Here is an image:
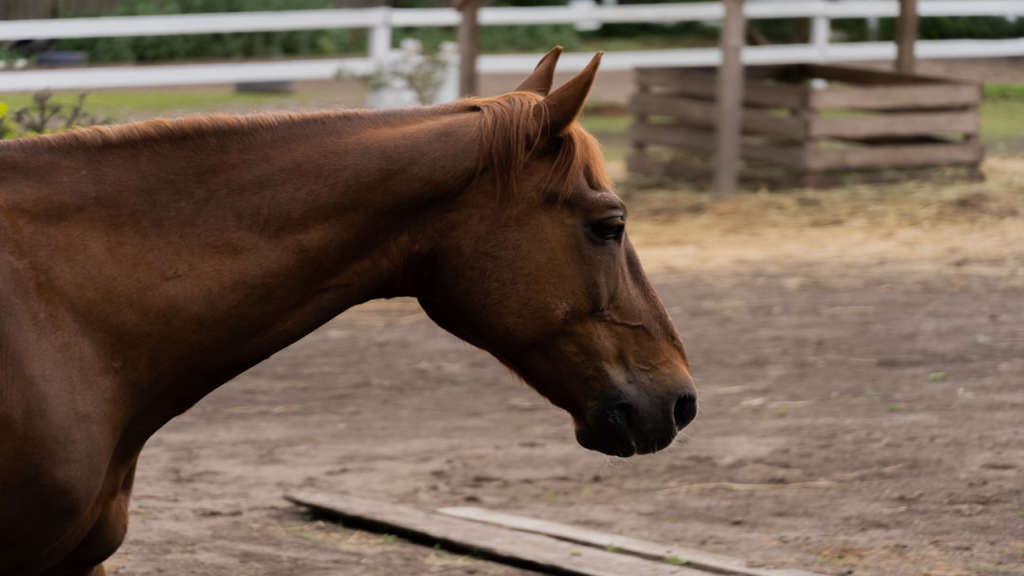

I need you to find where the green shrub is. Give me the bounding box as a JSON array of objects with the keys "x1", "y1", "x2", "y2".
[
  {"x1": 55, "y1": 0, "x2": 366, "y2": 62},
  {"x1": 0, "y1": 102, "x2": 15, "y2": 140},
  {"x1": 984, "y1": 84, "x2": 1024, "y2": 100},
  {"x1": 0, "y1": 92, "x2": 111, "y2": 139},
  {"x1": 877, "y1": 16, "x2": 1024, "y2": 41}
]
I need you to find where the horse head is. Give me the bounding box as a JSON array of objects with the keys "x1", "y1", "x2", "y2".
[{"x1": 417, "y1": 48, "x2": 697, "y2": 457}]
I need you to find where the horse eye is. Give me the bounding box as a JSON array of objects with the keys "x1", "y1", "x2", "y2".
[{"x1": 588, "y1": 216, "x2": 625, "y2": 243}]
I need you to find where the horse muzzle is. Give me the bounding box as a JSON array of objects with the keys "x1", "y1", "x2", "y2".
[{"x1": 574, "y1": 387, "x2": 697, "y2": 457}]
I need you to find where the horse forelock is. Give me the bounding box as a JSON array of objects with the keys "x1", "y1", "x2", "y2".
[{"x1": 465, "y1": 91, "x2": 611, "y2": 202}]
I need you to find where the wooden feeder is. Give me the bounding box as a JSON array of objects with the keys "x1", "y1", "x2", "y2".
[{"x1": 629, "y1": 64, "x2": 985, "y2": 188}]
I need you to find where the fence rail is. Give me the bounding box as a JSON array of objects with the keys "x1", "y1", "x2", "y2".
[{"x1": 2, "y1": 1, "x2": 1023, "y2": 93}]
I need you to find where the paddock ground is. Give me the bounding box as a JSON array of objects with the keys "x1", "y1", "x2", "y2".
[{"x1": 99, "y1": 153, "x2": 1024, "y2": 576}]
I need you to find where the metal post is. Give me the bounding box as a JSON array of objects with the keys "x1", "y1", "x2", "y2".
[
  {"x1": 896, "y1": 0, "x2": 919, "y2": 74},
  {"x1": 713, "y1": 0, "x2": 746, "y2": 197},
  {"x1": 456, "y1": 0, "x2": 481, "y2": 97}
]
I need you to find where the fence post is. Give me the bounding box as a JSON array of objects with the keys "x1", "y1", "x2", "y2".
[
  {"x1": 369, "y1": 6, "x2": 393, "y2": 68},
  {"x1": 713, "y1": 0, "x2": 745, "y2": 197},
  {"x1": 811, "y1": 14, "x2": 830, "y2": 62},
  {"x1": 456, "y1": 0, "x2": 481, "y2": 97},
  {"x1": 896, "y1": 0, "x2": 918, "y2": 74}
]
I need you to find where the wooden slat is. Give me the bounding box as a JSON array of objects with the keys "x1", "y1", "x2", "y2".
[
  {"x1": 741, "y1": 107, "x2": 806, "y2": 140},
  {"x1": 741, "y1": 81, "x2": 806, "y2": 110},
  {"x1": 630, "y1": 93, "x2": 805, "y2": 140},
  {"x1": 286, "y1": 492, "x2": 707, "y2": 576},
  {"x1": 631, "y1": 122, "x2": 717, "y2": 153},
  {"x1": 809, "y1": 84, "x2": 980, "y2": 111},
  {"x1": 631, "y1": 93, "x2": 717, "y2": 127},
  {"x1": 440, "y1": 507, "x2": 824, "y2": 576},
  {"x1": 636, "y1": 67, "x2": 806, "y2": 109},
  {"x1": 807, "y1": 141, "x2": 984, "y2": 171},
  {"x1": 741, "y1": 140, "x2": 806, "y2": 169},
  {"x1": 632, "y1": 123, "x2": 806, "y2": 169},
  {"x1": 809, "y1": 110, "x2": 980, "y2": 139},
  {"x1": 802, "y1": 64, "x2": 946, "y2": 86}
]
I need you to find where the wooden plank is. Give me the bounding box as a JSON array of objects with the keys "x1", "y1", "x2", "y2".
[
  {"x1": 286, "y1": 492, "x2": 707, "y2": 576},
  {"x1": 896, "y1": 0, "x2": 919, "y2": 74},
  {"x1": 809, "y1": 109, "x2": 980, "y2": 139},
  {"x1": 803, "y1": 64, "x2": 942, "y2": 86},
  {"x1": 741, "y1": 107, "x2": 806, "y2": 140},
  {"x1": 630, "y1": 93, "x2": 805, "y2": 140},
  {"x1": 713, "y1": 0, "x2": 746, "y2": 196},
  {"x1": 627, "y1": 150, "x2": 715, "y2": 183},
  {"x1": 440, "y1": 507, "x2": 824, "y2": 576},
  {"x1": 636, "y1": 68, "x2": 716, "y2": 98},
  {"x1": 807, "y1": 141, "x2": 984, "y2": 171},
  {"x1": 809, "y1": 84, "x2": 980, "y2": 111},
  {"x1": 741, "y1": 140, "x2": 805, "y2": 169},
  {"x1": 636, "y1": 67, "x2": 806, "y2": 110},
  {"x1": 632, "y1": 122, "x2": 717, "y2": 153},
  {"x1": 631, "y1": 93, "x2": 716, "y2": 127},
  {"x1": 631, "y1": 80, "x2": 652, "y2": 160},
  {"x1": 632, "y1": 123, "x2": 805, "y2": 169}
]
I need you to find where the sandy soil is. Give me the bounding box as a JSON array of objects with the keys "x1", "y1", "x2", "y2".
[{"x1": 97, "y1": 155, "x2": 1024, "y2": 576}]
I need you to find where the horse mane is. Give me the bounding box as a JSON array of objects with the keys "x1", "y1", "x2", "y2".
[
  {"x1": 464, "y1": 91, "x2": 611, "y2": 201},
  {"x1": 0, "y1": 110, "x2": 360, "y2": 151},
  {"x1": 2, "y1": 92, "x2": 610, "y2": 201}
]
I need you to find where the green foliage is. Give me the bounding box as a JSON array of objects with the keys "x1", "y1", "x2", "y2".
[
  {"x1": 876, "y1": 16, "x2": 1024, "y2": 42},
  {"x1": 0, "y1": 102, "x2": 15, "y2": 140},
  {"x1": 0, "y1": 92, "x2": 111, "y2": 140},
  {"x1": 55, "y1": 0, "x2": 366, "y2": 63},
  {"x1": 483, "y1": 24, "x2": 583, "y2": 52},
  {"x1": 984, "y1": 84, "x2": 1024, "y2": 100}
]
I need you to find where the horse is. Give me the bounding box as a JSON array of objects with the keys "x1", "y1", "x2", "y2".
[{"x1": 0, "y1": 47, "x2": 696, "y2": 575}]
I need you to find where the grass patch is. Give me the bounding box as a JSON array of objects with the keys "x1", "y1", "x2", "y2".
[
  {"x1": 981, "y1": 98, "x2": 1024, "y2": 145},
  {"x1": 984, "y1": 83, "x2": 1024, "y2": 100},
  {"x1": 2, "y1": 89, "x2": 292, "y2": 119},
  {"x1": 580, "y1": 113, "x2": 631, "y2": 135}
]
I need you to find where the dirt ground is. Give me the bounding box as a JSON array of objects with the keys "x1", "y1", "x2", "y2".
[{"x1": 97, "y1": 155, "x2": 1024, "y2": 576}]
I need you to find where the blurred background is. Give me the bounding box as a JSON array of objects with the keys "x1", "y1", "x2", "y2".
[{"x1": 2, "y1": 2, "x2": 1022, "y2": 576}]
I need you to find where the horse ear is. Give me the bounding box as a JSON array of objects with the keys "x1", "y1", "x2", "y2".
[
  {"x1": 515, "y1": 45, "x2": 563, "y2": 95},
  {"x1": 540, "y1": 52, "x2": 602, "y2": 136}
]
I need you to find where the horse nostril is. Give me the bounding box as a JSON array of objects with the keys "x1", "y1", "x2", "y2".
[
  {"x1": 609, "y1": 400, "x2": 634, "y2": 428},
  {"x1": 673, "y1": 394, "x2": 697, "y2": 430}
]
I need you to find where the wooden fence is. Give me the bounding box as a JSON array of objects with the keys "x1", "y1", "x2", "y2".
[
  {"x1": 630, "y1": 64, "x2": 985, "y2": 187},
  {"x1": 2, "y1": 1, "x2": 1024, "y2": 93}
]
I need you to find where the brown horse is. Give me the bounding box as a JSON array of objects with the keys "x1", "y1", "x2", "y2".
[{"x1": 0, "y1": 47, "x2": 695, "y2": 575}]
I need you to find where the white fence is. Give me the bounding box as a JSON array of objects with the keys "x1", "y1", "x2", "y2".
[{"x1": 1, "y1": 0, "x2": 1023, "y2": 93}]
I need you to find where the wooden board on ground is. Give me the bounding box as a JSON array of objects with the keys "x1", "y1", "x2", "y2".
[
  {"x1": 286, "y1": 491, "x2": 708, "y2": 576},
  {"x1": 440, "y1": 507, "x2": 823, "y2": 576}
]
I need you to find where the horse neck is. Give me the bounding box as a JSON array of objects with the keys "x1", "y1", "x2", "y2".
[{"x1": 1, "y1": 107, "x2": 478, "y2": 431}]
